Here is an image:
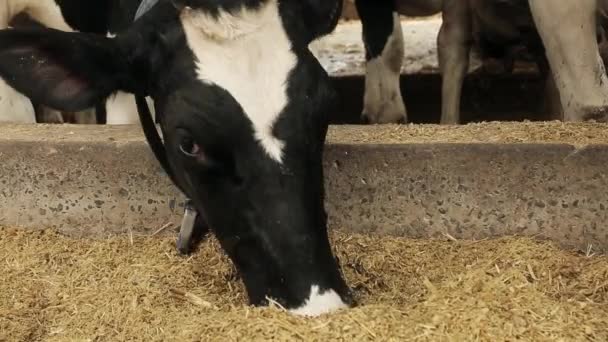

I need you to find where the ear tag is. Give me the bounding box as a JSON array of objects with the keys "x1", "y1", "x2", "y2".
[{"x1": 176, "y1": 199, "x2": 198, "y2": 254}]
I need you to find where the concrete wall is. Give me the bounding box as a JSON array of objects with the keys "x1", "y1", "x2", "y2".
[{"x1": 1, "y1": 124, "x2": 606, "y2": 253}]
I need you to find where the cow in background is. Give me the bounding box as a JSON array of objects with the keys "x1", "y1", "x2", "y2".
[
  {"x1": 354, "y1": 0, "x2": 443, "y2": 124},
  {"x1": 351, "y1": 0, "x2": 608, "y2": 125},
  {"x1": 438, "y1": 0, "x2": 608, "y2": 124}
]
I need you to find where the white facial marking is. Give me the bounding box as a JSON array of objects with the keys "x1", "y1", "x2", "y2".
[
  {"x1": 180, "y1": 1, "x2": 296, "y2": 163},
  {"x1": 362, "y1": 12, "x2": 406, "y2": 124},
  {"x1": 106, "y1": 31, "x2": 117, "y2": 38},
  {"x1": 289, "y1": 285, "x2": 348, "y2": 317}
]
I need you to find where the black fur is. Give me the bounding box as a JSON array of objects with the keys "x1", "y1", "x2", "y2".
[{"x1": 355, "y1": 0, "x2": 396, "y2": 61}]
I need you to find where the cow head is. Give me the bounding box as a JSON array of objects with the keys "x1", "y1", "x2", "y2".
[{"x1": 0, "y1": 0, "x2": 351, "y2": 315}]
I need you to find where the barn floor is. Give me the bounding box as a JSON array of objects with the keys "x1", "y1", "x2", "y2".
[{"x1": 1, "y1": 227, "x2": 606, "y2": 341}]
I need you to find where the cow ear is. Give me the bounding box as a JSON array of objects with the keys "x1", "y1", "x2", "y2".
[{"x1": 0, "y1": 28, "x2": 140, "y2": 112}]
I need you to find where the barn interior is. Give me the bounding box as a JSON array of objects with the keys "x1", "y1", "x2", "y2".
[{"x1": 1, "y1": 2, "x2": 608, "y2": 341}]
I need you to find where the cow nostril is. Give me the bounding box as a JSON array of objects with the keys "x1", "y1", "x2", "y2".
[
  {"x1": 361, "y1": 115, "x2": 370, "y2": 124},
  {"x1": 342, "y1": 289, "x2": 357, "y2": 308}
]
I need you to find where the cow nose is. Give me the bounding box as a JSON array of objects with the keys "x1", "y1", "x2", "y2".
[
  {"x1": 361, "y1": 114, "x2": 370, "y2": 124},
  {"x1": 342, "y1": 292, "x2": 357, "y2": 308}
]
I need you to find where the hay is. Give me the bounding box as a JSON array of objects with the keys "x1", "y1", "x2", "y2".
[
  {"x1": 326, "y1": 121, "x2": 608, "y2": 147},
  {"x1": 3, "y1": 122, "x2": 608, "y2": 148},
  {"x1": 1, "y1": 227, "x2": 606, "y2": 341}
]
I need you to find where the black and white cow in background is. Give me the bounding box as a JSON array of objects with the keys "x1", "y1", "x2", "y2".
[
  {"x1": 0, "y1": 0, "x2": 155, "y2": 124},
  {"x1": 354, "y1": 0, "x2": 443, "y2": 124},
  {"x1": 438, "y1": 0, "x2": 608, "y2": 124},
  {"x1": 0, "y1": 0, "x2": 354, "y2": 316},
  {"x1": 354, "y1": 0, "x2": 608, "y2": 125}
]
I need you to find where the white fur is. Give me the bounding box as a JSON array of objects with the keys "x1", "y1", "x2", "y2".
[
  {"x1": 529, "y1": 0, "x2": 608, "y2": 121},
  {"x1": 0, "y1": 78, "x2": 35, "y2": 123},
  {"x1": 106, "y1": 92, "x2": 155, "y2": 125},
  {"x1": 362, "y1": 12, "x2": 406, "y2": 124},
  {"x1": 180, "y1": 1, "x2": 296, "y2": 163},
  {"x1": 0, "y1": 0, "x2": 72, "y2": 30},
  {"x1": 289, "y1": 285, "x2": 348, "y2": 317}
]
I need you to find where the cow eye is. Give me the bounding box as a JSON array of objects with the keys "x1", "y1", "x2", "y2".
[{"x1": 179, "y1": 137, "x2": 202, "y2": 157}]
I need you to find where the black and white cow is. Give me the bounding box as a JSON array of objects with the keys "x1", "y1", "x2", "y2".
[
  {"x1": 354, "y1": 0, "x2": 443, "y2": 124},
  {"x1": 352, "y1": 0, "x2": 608, "y2": 125},
  {"x1": 0, "y1": 0, "x2": 353, "y2": 316},
  {"x1": 438, "y1": 0, "x2": 608, "y2": 124}
]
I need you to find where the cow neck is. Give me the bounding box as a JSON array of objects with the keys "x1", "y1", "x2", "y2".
[
  {"x1": 132, "y1": 0, "x2": 190, "y2": 197},
  {"x1": 133, "y1": 0, "x2": 199, "y2": 253},
  {"x1": 135, "y1": 94, "x2": 199, "y2": 251},
  {"x1": 134, "y1": 96, "x2": 178, "y2": 190}
]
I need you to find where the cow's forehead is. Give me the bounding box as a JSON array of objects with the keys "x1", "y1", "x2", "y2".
[{"x1": 179, "y1": 1, "x2": 295, "y2": 164}]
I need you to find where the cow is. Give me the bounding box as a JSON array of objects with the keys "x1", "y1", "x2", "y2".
[
  {"x1": 353, "y1": 0, "x2": 443, "y2": 124},
  {"x1": 0, "y1": 0, "x2": 354, "y2": 316},
  {"x1": 0, "y1": 0, "x2": 154, "y2": 124},
  {"x1": 438, "y1": 0, "x2": 608, "y2": 124},
  {"x1": 351, "y1": 0, "x2": 608, "y2": 125}
]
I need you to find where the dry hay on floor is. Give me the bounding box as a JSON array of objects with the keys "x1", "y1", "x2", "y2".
[
  {"x1": 0, "y1": 227, "x2": 606, "y2": 341},
  {"x1": 327, "y1": 121, "x2": 608, "y2": 147},
  {"x1": 4, "y1": 121, "x2": 608, "y2": 147}
]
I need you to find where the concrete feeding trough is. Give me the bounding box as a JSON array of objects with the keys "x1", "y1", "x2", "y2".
[
  {"x1": 0, "y1": 16, "x2": 603, "y2": 249},
  {"x1": 1, "y1": 122, "x2": 607, "y2": 253}
]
